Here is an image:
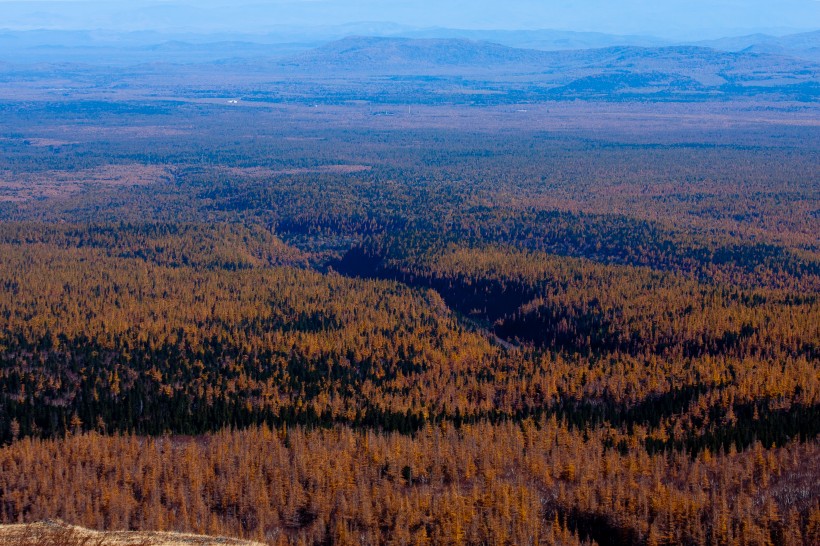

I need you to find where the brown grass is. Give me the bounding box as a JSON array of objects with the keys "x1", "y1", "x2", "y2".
[{"x1": 0, "y1": 164, "x2": 172, "y2": 202}]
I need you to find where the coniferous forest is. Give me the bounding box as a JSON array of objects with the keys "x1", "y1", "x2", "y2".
[{"x1": 0, "y1": 40, "x2": 818, "y2": 544}]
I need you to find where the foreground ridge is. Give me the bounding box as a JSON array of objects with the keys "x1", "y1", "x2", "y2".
[{"x1": 0, "y1": 521, "x2": 264, "y2": 546}]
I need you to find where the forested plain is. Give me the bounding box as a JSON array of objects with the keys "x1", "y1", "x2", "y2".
[{"x1": 0, "y1": 96, "x2": 817, "y2": 545}]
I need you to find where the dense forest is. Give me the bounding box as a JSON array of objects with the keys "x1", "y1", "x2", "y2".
[{"x1": 0, "y1": 98, "x2": 817, "y2": 544}]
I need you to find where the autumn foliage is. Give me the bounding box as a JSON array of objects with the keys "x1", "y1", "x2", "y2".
[{"x1": 0, "y1": 103, "x2": 817, "y2": 544}]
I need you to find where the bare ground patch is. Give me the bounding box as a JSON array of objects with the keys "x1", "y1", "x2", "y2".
[
  {"x1": 0, "y1": 137, "x2": 76, "y2": 147},
  {"x1": 0, "y1": 521, "x2": 264, "y2": 546}
]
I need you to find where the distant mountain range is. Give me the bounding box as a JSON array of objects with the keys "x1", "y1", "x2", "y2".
[
  {"x1": 284, "y1": 36, "x2": 819, "y2": 89},
  {"x1": 395, "y1": 29, "x2": 820, "y2": 62},
  {"x1": 300, "y1": 37, "x2": 819, "y2": 100},
  {"x1": 291, "y1": 36, "x2": 816, "y2": 72},
  {"x1": 290, "y1": 37, "x2": 548, "y2": 69},
  {"x1": 695, "y1": 30, "x2": 820, "y2": 62},
  {"x1": 0, "y1": 31, "x2": 817, "y2": 102},
  {"x1": 1, "y1": 27, "x2": 819, "y2": 64},
  {"x1": 392, "y1": 29, "x2": 669, "y2": 51}
]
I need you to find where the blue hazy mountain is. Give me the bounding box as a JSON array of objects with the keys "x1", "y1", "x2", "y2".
[
  {"x1": 1, "y1": 31, "x2": 817, "y2": 101},
  {"x1": 696, "y1": 31, "x2": 820, "y2": 62},
  {"x1": 2, "y1": 25, "x2": 819, "y2": 65}
]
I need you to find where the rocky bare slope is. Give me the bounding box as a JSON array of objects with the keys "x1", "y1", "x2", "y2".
[{"x1": 0, "y1": 521, "x2": 264, "y2": 546}]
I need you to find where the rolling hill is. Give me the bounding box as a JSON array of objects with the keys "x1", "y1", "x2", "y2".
[
  {"x1": 276, "y1": 37, "x2": 820, "y2": 100},
  {"x1": 699, "y1": 30, "x2": 820, "y2": 61}
]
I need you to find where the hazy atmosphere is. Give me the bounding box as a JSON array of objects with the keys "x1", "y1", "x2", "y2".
[
  {"x1": 0, "y1": 0, "x2": 818, "y2": 545},
  {"x1": 1, "y1": 0, "x2": 819, "y2": 38}
]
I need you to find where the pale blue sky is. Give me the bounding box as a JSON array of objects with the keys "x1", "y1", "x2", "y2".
[{"x1": 0, "y1": 1, "x2": 818, "y2": 38}]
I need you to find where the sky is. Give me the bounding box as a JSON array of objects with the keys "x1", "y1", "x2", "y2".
[{"x1": 0, "y1": 0, "x2": 818, "y2": 38}]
